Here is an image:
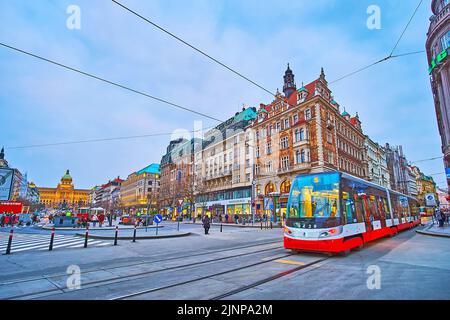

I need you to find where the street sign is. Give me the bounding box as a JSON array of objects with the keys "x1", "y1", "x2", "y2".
[
  {"x1": 178, "y1": 199, "x2": 184, "y2": 206},
  {"x1": 153, "y1": 214, "x2": 163, "y2": 224}
]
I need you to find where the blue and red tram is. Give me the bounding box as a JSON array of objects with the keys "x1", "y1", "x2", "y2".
[{"x1": 284, "y1": 172, "x2": 421, "y2": 255}]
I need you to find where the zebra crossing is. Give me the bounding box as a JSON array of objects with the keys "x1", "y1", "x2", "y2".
[{"x1": 0, "y1": 233, "x2": 111, "y2": 254}]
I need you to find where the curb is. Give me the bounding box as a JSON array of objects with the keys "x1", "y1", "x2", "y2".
[
  {"x1": 182, "y1": 222, "x2": 282, "y2": 229},
  {"x1": 416, "y1": 229, "x2": 450, "y2": 238},
  {"x1": 40, "y1": 225, "x2": 163, "y2": 231},
  {"x1": 75, "y1": 232, "x2": 191, "y2": 240}
]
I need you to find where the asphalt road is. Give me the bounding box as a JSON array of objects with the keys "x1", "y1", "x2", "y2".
[{"x1": 0, "y1": 224, "x2": 448, "y2": 300}]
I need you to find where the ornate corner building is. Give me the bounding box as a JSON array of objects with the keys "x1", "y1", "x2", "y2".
[
  {"x1": 427, "y1": 0, "x2": 450, "y2": 189},
  {"x1": 252, "y1": 65, "x2": 368, "y2": 220}
]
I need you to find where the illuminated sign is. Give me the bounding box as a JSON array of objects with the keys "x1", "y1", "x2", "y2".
[
  {"x1": 0, "y1": 168, "x2": 14, "y2": 201},
  {"x1": 429, "y1": 47, "x2": 449, "y2": 74}
]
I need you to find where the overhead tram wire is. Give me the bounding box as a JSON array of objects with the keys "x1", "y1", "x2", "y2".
[
  {"x1": 389, "y1": 0, "x2": 424, "y2": 58},
  {"x1": 330, "y1": 0, "x2": 424, "y2": 85},
  {"x1": 410, "y1": 156, "x2": 444, "y2": 164},
  {"x1": 113, "y1": 0, "x2": 425, "y2": 89},
  {"x1": 0, "y1": 42, "x2": 223, "y2": 123},
  {"x1": 111, "y1": 0, "x2": 276, "y2": 98},
  {"x1": 7, "y1": 125, "x2": 217, "y2": 150}
]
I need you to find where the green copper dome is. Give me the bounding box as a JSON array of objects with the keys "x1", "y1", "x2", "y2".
[
  {"x1": 61, "y1": 169, "x2": 72, "y2": 181},
  {"x1": 341, "y1": 110, "x2": 350, "y2": 117}
]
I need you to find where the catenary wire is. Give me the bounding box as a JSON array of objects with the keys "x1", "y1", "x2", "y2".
[
  {"x1": 0, "y1": 42, "x2": 224, "y2": 123},
  {"x1": 111, "y1": 0, "x2": 276, "y2": 98}
]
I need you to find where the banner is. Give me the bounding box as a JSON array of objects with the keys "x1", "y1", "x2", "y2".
[
  {"x1": 0, "y1": 168, "x2": 14, "y2": 201},
  {"x1": 425, "y1": 193, "x2": 437, "y2": 207}
]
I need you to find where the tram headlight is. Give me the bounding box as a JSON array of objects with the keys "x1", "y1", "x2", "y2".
[
  {"x1": 284, "y1": 227, "x2": 292, "y2": 235},
  {"x1": 319, "y1": 227, "x2": 341, "y2": 238}
]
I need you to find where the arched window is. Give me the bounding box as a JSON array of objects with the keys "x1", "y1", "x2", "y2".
[
  {"x1": 265, "y1": 182, "x2": 276, "y2": 195},
  {"x1": 280, "y1": 180, "x2": 291, "y2": 194}
]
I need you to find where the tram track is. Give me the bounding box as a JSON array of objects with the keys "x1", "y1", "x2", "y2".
[
  {"x1": 210, "y1": 257, "x2": 329, "y2": 300},
  {"x1": 111, "y1": 251, "x2": 296, "y2": 300},
  {"x1": 3, "y1": 240, "x2": 283, "y2": 300},
  {"x1": 0, "y1": 238, "x2": 281, "y2": 287},
  {"x1": 112, "y1": 254, "x2": 330, "y2": 300}
]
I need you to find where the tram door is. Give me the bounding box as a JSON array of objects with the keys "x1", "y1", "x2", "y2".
[
  {"x1": 378, "y1": 197, "x2": 387, "y2": 228},
  {"x1": 361, "y1": 194, "x2": 373, "y2": 232}
]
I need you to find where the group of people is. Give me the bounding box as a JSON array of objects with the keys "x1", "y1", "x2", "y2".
[
  {"x1": 75, "y1": 213, "x2": 107, "y2": 228},
  {"x1": 0, "y1": 212, "x2": 40, "y2": 227},
  {"x1": 434, "y1": 208, "x2": 449, "y2": 228}
]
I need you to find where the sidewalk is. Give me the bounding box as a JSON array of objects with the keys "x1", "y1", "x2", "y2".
[
  {"x1": 76, "y1": 228, "x2": 191, "y2": 240},
  {"x1": 183, "y1": 221, "x2": 282, "y2": 228},
  {"x1": 416, "y1": 222, "x2": 450, "y2": 238},
  {"x1": 39, "y1": 223, "x2": 162, "y2": 231}
]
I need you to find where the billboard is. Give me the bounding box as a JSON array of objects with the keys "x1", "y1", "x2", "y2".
[
  {"x1": 425, "y1": 193, "x2": 437, "y2": 207},
  {"x1": 0, "y1": 168, "x2": 14, "y2": 201}
]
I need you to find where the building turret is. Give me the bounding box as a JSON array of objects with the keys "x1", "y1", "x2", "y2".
[{"x1": 283, "y1": 63, "x2": 297, "y2": 97}]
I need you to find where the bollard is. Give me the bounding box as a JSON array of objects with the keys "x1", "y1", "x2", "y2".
[
  {"x1": 177, "y1": 221, "x2": 180, "y2": 232},
  {"x1": 5, "y1": 229, "x2": 13, "y2": 255},
  {"x1": 270, "y1": 221, "x2": 273, "y2": 229},
  {"x1": 84, "y1": 225, "x2": 89, "y2": 248},
  {"x1": 220, "y1": 223, "x2": 223, "y2": 232},
  {"x1": 156, "y1": 223, "x2": 159, "y2": 236},
  {"x1": 132, "y1": 224, "x2": 137, "y2": 243},
  {"x1": 114, "y1": 226, "x2": 118, "y2": 246},
  {"x1": 260, "y1": 221, "x2": 263, "y2": 230},
  {"x1": 49, "y1": 227, "x2": 55, "y2": 251}
]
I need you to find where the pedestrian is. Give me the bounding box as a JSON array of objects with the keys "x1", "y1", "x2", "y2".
[
  {"x1": 234, "y1": 214, "x2": 239, "y2": 224},
  {"x1": 0, "y1": 214, "x2": 4, "y2": 227},
  {"x1": 98, "y1": 213, "x2": 105, "y2": 227},
  {"x1": 225, "y1": 213, "x2": 229, "y2": 223},
  {"x1": 92, "y1": 214, "x2": 98, "y2": 227},
  {"x1": 202, "y1": 214, "x2": 210, "y2": 235},
  {"x1": 440, "y1": 210, "x2": 446, "y2": 228}
]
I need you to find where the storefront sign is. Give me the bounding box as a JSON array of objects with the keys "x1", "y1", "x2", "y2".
[
  {"x1": 0, "y1": 168, "x2": 14, "y2": 201},
  {"x1": 429, "y1": 47, "x2": 449, "y2": 74}
]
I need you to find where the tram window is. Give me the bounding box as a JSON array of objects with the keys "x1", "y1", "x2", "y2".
[
  {"x1": 382, "y1": 198, "x2": 390, "y2": 217},
  {"x1": 342, "y1": 192, "x2": 357, "y2": 224},
  {"x1": 377, "y1": 197, "x2": 385, "y2": 219},
  {"x1": 368, "y1": 196, "x2": 379, "y2": 221}
]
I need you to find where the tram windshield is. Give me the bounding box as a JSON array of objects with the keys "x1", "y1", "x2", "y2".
[{"x1": 286, "y1": 173, "x2": 341, "y2": 228}]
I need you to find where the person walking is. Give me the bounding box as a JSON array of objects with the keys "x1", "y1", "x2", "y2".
[
  {"x1": 98, "y1": 212, "x2": 105, "y2": 228},
  {"x1": 92, "y1": 214, "x2": 98, "y2": 227},
  {"x1": 0, "y1": 214, "x2": 4, "y2": 227},
  {"x1": 202, "y1": 214, "x2": 211, "y2": 235}
]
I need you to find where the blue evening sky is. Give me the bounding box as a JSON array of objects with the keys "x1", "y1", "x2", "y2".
[{"x1": 0, "y1": 0, "x2": 445, "y2": 189}]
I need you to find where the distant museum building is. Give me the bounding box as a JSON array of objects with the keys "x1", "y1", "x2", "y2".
[{"x1": 38, "y1": 170, "x2": 90, "y2": 208}]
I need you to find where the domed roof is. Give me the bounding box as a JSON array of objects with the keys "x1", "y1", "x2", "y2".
[
  {"x1": 341, "y1": 110, "x2": 350, "y2": 117},
  {"x1": 61, "y1": 169, "x2": 72, "y2": 181}
]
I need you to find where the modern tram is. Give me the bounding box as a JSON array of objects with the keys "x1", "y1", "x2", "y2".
[{"x1": 284, "y1": 171, "x2": 421, "y2": 255}]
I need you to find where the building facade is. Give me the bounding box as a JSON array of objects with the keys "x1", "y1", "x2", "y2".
[
  {"x1": 365, "y1": 137, "x2": 390, "y2": 188},
  {"x1": 193, "y1": 107, "x2": 257, "y2": 221},
  {"x1": 427, "y1": 0, "x2": 450, "y2": 190},
  {"x1": 385, "y1": 144, "x2": 412, "y2": 195},
  {"x1": 251, "y1": 66, "x2": 368, "y2": 221},
  {"x1": 121, "y1": 164, "x2": 160, "y2": 215},
  {"x1": 159, "y1": 139, "x2": 197, "y2": 217},
  {"x1": 95, "y1": 177, "x2": 124, "y2": 213},
  {"x1": 38, "y1": 170, "x2": 90, "y2": 208},
  {"x1": 411, "y1": 166, "x2": 437, "y2": 207}
]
